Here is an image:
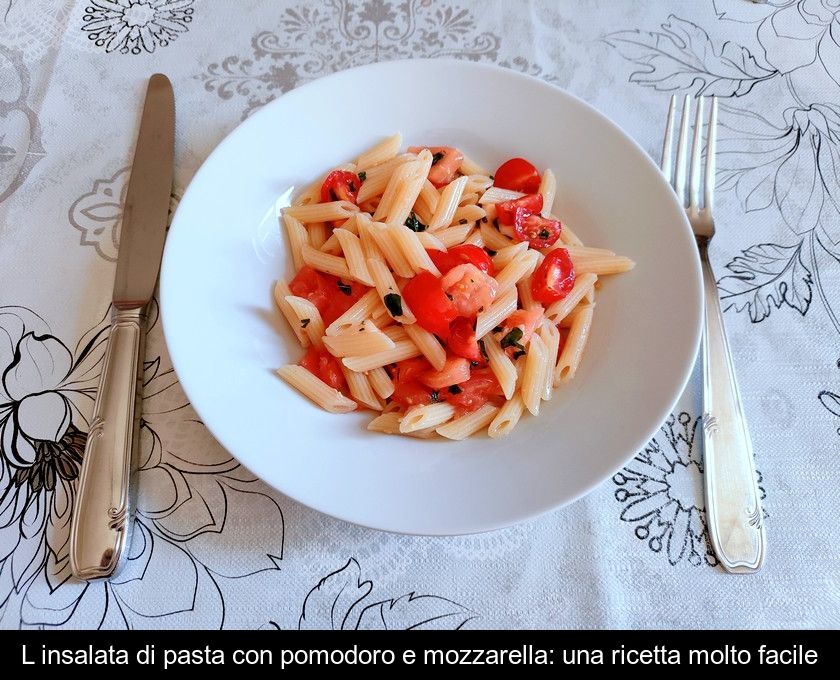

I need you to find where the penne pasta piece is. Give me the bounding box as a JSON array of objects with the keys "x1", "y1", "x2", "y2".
[
  {"x1": 368, "y1": 366, "x2": 395, "y2": 399},
  {"x1": 488, "y1": 394, "x2": 525, "y2": 439},
  {"x1": 544, "y1": 273, "x2": 598, "y2": 323},
  {"x1": 538, "y1": 168, "x2": 556, "y2": 218},
  {"x1": 484, "y1": 332, "x2": 518, "y2": 399},
  {"x1": 276, "y1": 365, "x2": 357, "y2": 414},
  {"x1": 272, "y1": 279, "x2": 310, "y2": 348},
  {"x1": 538, "y1": 320, "x2": 561, "y2": 401},
  {"x1": 284, "y1": 200, "x2": 359, "y2": 223},
  {"x1": 323, "y1": 320, "x2": 395, "y2": 357},
  {"x1": 334, "y1": 228, "x2": 374, "y2": 286},
  {"x1": 458, "y1": 191, "x2": 479, "y2": 206},
  {"x1": 462, "y1": 229, "x2": 483, "y2": 247},
  {"x1": 517, "y1": 275, "x2": 539, "y2": 311},
  {"x1": 570, "y1": 255, "x2": 636, "y2": 276},
  {"x1": 368, "y1": 221, "x2": 415, "y2": 278},
  {"x1": 558, "y1": 302, "x2": 595, "y2": 329},
  {"x1": 382, "y1": 325, "x2": 408, "y2": 342},
  {"x1": 400, "y1": 403, "x2": 456, "y2": 433},
  {"x1": 436, "y1": 223, "x2": 473, "y2": 248},
  {"x1": 475, "y1": 287, "x2": 518, "y2": 339},
  {"x1": 491, "y1": 242, "x2": 528, "y2": 271},
  {"x1": 558, "y1": 222, "x2": 584, "y2": 247},
  {"x1": 417, "y1": 231, "x2": 446, "y2": 251},
  {"x1": 459, "y1": 154, "x2": 489, "y2": 176},
  {"x1": 389, "y1": 223, "x2": 441, "y2": 276},
  {"x1": 451, "y1": 204, "x2": 486, "y2": 227},
  {"x1": 403, "y1": 323, "x2": 446, "y2": 371},
  {"x1": 463, "y1": 174, "x2": 494, "y2": 195},
  {"x1": 521, "y1": 333, "x2": 548, "y2": 416},
  {"x1": 436, "y1": 403, "x2": 499, "y2": 440},
  {"x1": 357, "y1": 213, "x2": 386, "y2": 261},
  {"x1": 495, "y1": 249, "x2": 540, "y2": 296},
  {"x1": 367, "y1": 411, "x2": 403, "y2": 434},
  {"x1": 584, "y1": 286, "x2": 596, "y2": 304},
  {"x1": 371, "y1": 303, "x2": 393, "y2": 328},
  {"x1": 373, "y1": 160, "x2": 418, "y2": 222},
  {"x1": 308, "y1": 222, "x2": 328, "y2": 249},
  {"x1": 356, "y1": 133, "x2": 402, "y2": 171},
  {"x1": 429, "y1": 176, "x2": 469, "y2": 231},
  {"x1": 284, "y1": 295, "x2": 325, "y2": 349},
  {"x1": 320, "y1": 212, "x2": 360, "y2": 254},
  {"x1": 356, "y1": 154, "x2": 416, "y2": 203},
  {"x1": 301, "y1": 244, "x2": 353, "y2": 281},
  {"x1": 388, "y1": 150, "x2": 433, "y2": 226},
  {"x1": 342, "y1": 366, "x2": 382, "y2": 411},
  {"x1": 342, "y1": 338, "x2": 421, "y2": 372},
  {"x1": 325, "y1": 289, "x2": 382, "y2": 335},
  {"x1": 555, "y1": 304, "x2": 594, "y2": 385},
  {"x1": 479, "y1": 186, "x2": 525, "y2": 204},
  {"x1": 367, "y1": 258, "x2": 417, "y2": 324},
  {"x1": 417, "y1": 179, "x2": 440, "y2": 215},
  {"x1": 282, "y1": 214, "x2": 308, "y2": 270},
  {"x1": 480, "y1": 220, "x2": 515, "y2": 250},
  {"x1": 411, "y1": 202, "x2": 434, "y2": 227},
  {"x1": 552, "y1": 244, "x2": 616, "y2": 258}
]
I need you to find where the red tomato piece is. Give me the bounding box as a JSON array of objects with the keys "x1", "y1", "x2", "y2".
[
  {"x1": 298, "y1": 347, "x2": 346, "y2": 390},
  {"x1": 289, "y1": 266, "x2": 332, "y2": 316},
  {"x1": 500, "y1": 307, "x2": 544, "y2": 355},
  {"x1": 391, "y1": 380, "x2": 434, "y2": 408},
  {"x1": 532, "y1": 248, "x2": 576, "y2": 304},
  {"x1": 420, "y1": 357, "x2": 472, "y2": 390},
  {"x1": 402, "y1": 270, "x2": 457, "y2": 338},
  {"x1": 493, "y1": 157, "x2": 541, "y2": 193},
  {"x1": 323, "y1": 277, "x2": 367, "y2": 326},
  {"x1": 440, "y1": 264, "x2": 499, "y2": 319},
  {"x1": 496, "y1": 194, "x2": 543, "y2": 226},
  {"x1": 408, "y1": 145, "x2": 464, "y2": 187},
  {"x1": 513, "y1": 214, "x2": 562, "y2": 249},
  {"x1": 427, "y1": 244, "x2": 495, "y2": 277},
  {"x1": 447, "y1": 317, "x2": 483, "y2": 363},
  {"x1": 320, "y1": 170, "x2": 360, "y2": 204},
  {"x1": 392, "y1": 357, "x2": 433, "y2": 383},
  {"x1": 443, "y1": 368, "x2": 504, "y2": 413}
]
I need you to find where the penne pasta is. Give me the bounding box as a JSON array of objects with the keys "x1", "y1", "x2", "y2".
[
  {"x1": 367, "y1": 411, "x2": 403, "y2": 434},
  {"x1": 558, "y1": 302, "x2": 595, "y2": 329},
  {"x1": 436, "y1": 223, "x2": 473, "y2": 248},
  {"x1": 382, "y1": 325, "x2": 409, "y2": 342},
  {"x1": 356, "y1": 153, "x2": 416, "y2": 203},
  {"x1": 282, "y1": 214, "x2": 308, "y2": 270},
  {"x1": 480, "y1": 220, "x2": 515, "y2": 250},
  {"x1": 488, "y1": 394, "x2": 525, "y2": 438},
  {"x1": 462, "y1": 228, "x2": 483, "y2": 247},
  {"x1": 400, "y1": 403, "x2": 456, "y2": 433},
  {"x1": 459, "y1": 154, "x2": 489, "y2": 176},
  {"x1": 284, "y1": 200, "x2": 359, "y2": 223},
  {"x1": 320, "y1": 213, "x2": 360, "y2": 254},
  {"x1": 334, "y1": 227, "x2": 374, "y2": 286},
  {"x1": 356, "y1": 133, "x2": 402, "y2": 171},
  {"x1": 276, "y1": 365, "x2": 357, "y2": 414},
  {"x1": 368, "y1": 366, "x2": 395, "y2": 399},
  {"x1": 436, "y1": 403, "x2": 499, "y2": 440},
  {"x1": 373, "y1": 160, "x2": 418, "y2": 222},
  {"x1": 325, "y1": 289, "x2": 383, "y2": 335},
  {"x1": 537, "y1": 320, "x2": 561, "y2": 401},
  {"x1": 417, "y1": 231, "x2": 446, "y2": 251},
  {"x1": 342, "y1": 366, "x2": 382, "y2": 411},
  {"x1": 308, "y1": 222, "x2": 328, "y2": 249},
  {"x1": 479, "y1": 186, "x2": 525, "y2": 204},
  {"x1": 367, "y1": 258, "x2": 417, "y2": 324},
  {"x1": 284, "y1": 295, "x2": 326, "y2": 350},
  {"x1": 570, "y1": 255, "x2": 636, "y2": 276},
  {"x1": 272, "y1": 279, "x2": 310, "y2": 348},
  {"x1": 451, "y1": 204, "x2": 486, "y2": 227},
  {"x1": 357, "y1": 213, "x2": 386, "y2": 261},
  {"x1": 389, "y1": 223, "x2": 441, "y2": 276},
  {"x1": 538, "y1": 168, "x2": 556, "y2": 218},
  {"x1": 403, "y1": 323, "x2": 446, "y2": 371},
  {"x1": 387, "y1": 149, "x2": 433, "y2": 226},
  {"x1": 417, "y1": 179, "x2": 440, "y2": 215},
  {"x1": 517, "y1": 275, "x2": 539, "y2": 311},
  {"x1": 544, "y1": 273, "x2": 598, "y2": 323},
  {"x1": 491, "y1": 242, "x2": 528, "y2": 271},
  {"x1": 558, "y1": 222, "x2": 584, "y2": 247},
  {"x1": 521, "y1": 333, "x2": 548, "y2": 416},
  {"x1": 343, "y1": 338, "x2": 421, "y2": 372},
  {"x1": 484, "y1": 332, "x2": 518, "y2": 399},
  {"x1": 495, "y1": 249, "x2": 540, "y2": 296},
  {"x1": 475, "y1": 287, "x2": 518, "y2": 339},
  {"x1": 555, "y1": 304, "x2": 594, "y2": 385},
  {"x1": 323, "y1": 320, "x2": 395, "y2": 357},
  {"x1": 463, "y1": 174, "x2": 494, "y2": 195},
  {"x1": 368, "y1": 221, "x2": 416, "y2": 278},
  {"x1": 301, "y1": 244, "x2": 353, "y2": 281},
  {"x1": 429, "y1": 176, "x2": 469, "y2": 231}
]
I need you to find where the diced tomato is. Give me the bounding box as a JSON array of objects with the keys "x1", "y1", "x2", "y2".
[
  {"x1": 390, "y1": 357, "x2": 435, "y2": 408},
  {"x1": 440, "y1": 264, "x2": 499, "y2": 319},
  {"x1": 289, "y1": 266, "x2": 368, "y2": 326},
  {"x1": 420, "y1": 357, "x2": 471, "y2": 390},
  {"x1": 493, "y1": 157, "x2": 541, "y2": 193},
  {"x1": 299, "y1": 347, "x2": 345, "y2": 390},
  {"x1": 392, "y1": 357, "x2": 433, "y2": 383},
  {"x1": 446, "y1": 317, "x2": 483, "y2": 363},
  {"x1": 320, "y1": 170, "x2": 360, "y2": 204},
  {"x1": 427, "y1": 244, "x2": 495, "y2": 277},
  {"x1": 402, "y1": 270, "x2": 457, "y2": 338},
  {"x1": 443, "y1": 368, "x2": 504, "y2": 413},
  {"x1": 532, "y1": 248, "x2": 576, "y2": 304},
  {"x1": 500, "y1": 307, "x2": 544, "y2": 351},
  {"x1": 408, "y1": 145, "x2": 464, "y2": 187},
  {"x1": 496, "y1": 194, "x2": 543, "y2": 227},
  {"x1": 324, "y1": 277, "x2": 367, "y2": 325},
  {"x1": 514, "y1": 214, "x2": 562, "y2": 249}
]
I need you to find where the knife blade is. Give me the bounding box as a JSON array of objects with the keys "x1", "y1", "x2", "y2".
[{"x1": 70, "y1": 74, "x2": 175, "y2": 580}]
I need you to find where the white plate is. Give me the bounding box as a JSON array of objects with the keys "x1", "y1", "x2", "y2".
[{"x1": 161, "y1": 59, "x2": 701, "y2": 535}]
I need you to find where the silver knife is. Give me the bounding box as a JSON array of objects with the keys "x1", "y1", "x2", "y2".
[{"x1": 70, "y1": 74, "x2": 174, "y2": 580}]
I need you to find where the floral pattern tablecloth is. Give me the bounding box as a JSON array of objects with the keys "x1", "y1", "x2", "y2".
[{"x1": 1, "y1": 0, "x2": 838, "y2": 629}]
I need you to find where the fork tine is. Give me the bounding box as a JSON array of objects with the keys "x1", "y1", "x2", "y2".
[
  {"x1": 674, "y1": 94, "x2": 691, "y2": 203},
  {"x1": 704, "y1": 96, "x2": 718, "y2": 213},
  {"x1": 688, "y1": 97, "x2": 705, "y2": 210},
  {"x1": 660, "y1": 94, "x2": 677, "y2": 179}
]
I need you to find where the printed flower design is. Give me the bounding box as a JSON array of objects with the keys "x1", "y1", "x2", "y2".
[
  {"x1": 81, "y1": 0, "x2": 195, "y2": 55},
  {"x1": 0, "y1": 45, "x2": 45, "y2": 204},
  {"x1": 0, "y1": 305, "x2": 285, "y2": 629},
  {"x1": 613, "y1": 413, "x2": 717, "y2": 567},
  {"x1": 287, "y1": 558, "x2": 475, "y2": 630},
  {"x1": 197, "y1": 0, "x2": 552, "y2": 120},
  {"x1": 819, "y1": 388, "x2": 840, "y2": 433}
]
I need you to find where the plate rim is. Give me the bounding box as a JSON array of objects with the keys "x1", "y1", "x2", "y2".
[{"x1": 161, "y1": 57, "x2": 702, "y2": 535}]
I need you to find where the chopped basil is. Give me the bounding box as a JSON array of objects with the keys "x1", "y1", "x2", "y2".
[
  {"x1": 300, "y1": 318, "x2": 310, "y2": 328},
  {"x1": 478, "y1": 306, "x2": 484, "y2": 313},
  {"x1": 404, "y1": 212, "x2": 427, "y2": 232},
  {"x1": 337, "y1": 280, "x2": 352, "y2": 295},
  {"x1": 492, "y1": 218, "x2": 499, "y2": 229},
  {"x1": 500, "y1": 327, "x2": 526, "y2": 356},
  {"x1": 485, "y1": 248, "x2": 497, "y2": 256},
  {"x1": 470, "y1": 360, "x2": 480, "y2": 367},
  {"x1": 385, "y1": 396, "x2": 391, "y2": 404},
  {"x1": 448, "y1": 385, "x2": 462, "y2": 395},
  {"x1": 384, "y1": 293, "x2": 403, "y2": 316},
  {"x1": 538, "y1": 229, "x2": 550, "y2": 239},
  {"x1": 478, "y1": 339, "x2": 488, "y2": 362},
  {"x1": 489, "y1": 174, "x2": 494, "y2": 180},
  {"x1": 493, "y1": 325, "x2": 503, "y2": 333},
  {"x1": 513, "y1": 349, "x2": 527, "y2": 359},
  {"x1": 431, "y1": 151, "x2": 445, "y2": 165},
  {"x1": 445, "y1": 293, "x2": 454, "y2": 301},
  {"x1": 358, "y1": 171, "x2": 367, "y2": 182},
  {"x1": 430, "y1": 390, "x2": 440, "y2": 403},
  {"x1": 481, "y1": 216, "x2": 489, "y2": 224},
  {"x1": 459, "y1": 218, "x2": 468, "y2": 225}
]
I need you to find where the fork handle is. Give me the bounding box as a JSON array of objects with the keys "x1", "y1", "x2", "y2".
[{"x1": 700, "y1": 246, "x2": 766, "y2": 573}]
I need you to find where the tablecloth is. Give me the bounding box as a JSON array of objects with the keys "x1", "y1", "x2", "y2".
[{"x1": 1, "y1": 0, "x2": 838, "y2": 630}]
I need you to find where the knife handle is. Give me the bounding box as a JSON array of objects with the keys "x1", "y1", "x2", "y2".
[{"x1": 70, "y1": 307, "x2": 146, "y2": 580}]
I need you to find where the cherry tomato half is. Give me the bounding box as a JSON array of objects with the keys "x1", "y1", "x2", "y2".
[
  {"x1": 299, "y1": 347, "x2": 345, "y2": 390},
  {"x1": 447, "y1": 317, "x2": 483, "y2": 363},
  {"x1": 401, "y1": 270, "x2": 457, "y2": 338},
  {"x1": 390, "y1": 358, "x2": 435, "y2": 408},
  {"x1": 408, "y1": 146, "x2": 464, "y2": 187},
  {"x1": 289, "y1": 266, "x2": 368, "y2": 326},
  {"x1": 496, "y1": 194, "x2": 543, "y2": 226},
  {"x1": 420, "y1": 357, "x2": 472, "y2": 390},
  {"x1": 426, "y1": 244, "x2": 495, "y2": 277},
  {"x1": 531, "y1": 248, "x2": 576, "y2": 304},
  {"x1": 493, "y1": 157, "x2": 541, "y2": 193},
  {"x1": 513, "y1": 214, "x2": 562, "y2": 249},
  {"x1": 320, "y1": 170, "x2": 360, "y2": 204},
  {"x1": 443, "y1": 369, "x2": 504, "y2": 413}
]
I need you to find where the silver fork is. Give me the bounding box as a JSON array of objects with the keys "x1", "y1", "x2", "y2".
[{"x1": 661, "y1": 95, "x2": 766, "y2": 573}]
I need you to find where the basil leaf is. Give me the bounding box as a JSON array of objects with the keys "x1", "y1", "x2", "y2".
[
  {"x1": 478, "y1": 338, "x2": 488, "y2": 361},
  {"x1": 430, "y1": 390, "x2": 440, "y2": 403},
  {"x1": 384, "y1": 293, "x2": 403, "y2": 317},
  {"x1": 358, "y1": 171, "x2": 367, "y2": 182},
  {"x1": 337, "y1": 280, "x2": 352, "y2": 295},
  {"x1": 404, "y1": 212, "x2": 427, "y2": 232},
  {"x1": 431, "y1": 151, "x2": 445, "y2": 165},
  {"x1": 300, "y1": 318, "x2": 310, "y2": 328},
  {"x1": 538, "y1": 229, "x2": 550, "y2": 239},
  {"x1": 448, "y1": 385, "x2": 462, "y2": 395},
  {"x1": 500, "y1": 327, "x2": 526, "y2": 354}
]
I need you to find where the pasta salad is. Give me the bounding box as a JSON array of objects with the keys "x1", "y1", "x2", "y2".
[{"x1": 273, "y1": 135, "x2": 634, "y2": 440}]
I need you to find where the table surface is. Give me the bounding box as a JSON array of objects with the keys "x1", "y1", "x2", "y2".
[{"x1": 1, "y1": 0, "x2": 838, "y2": 629}]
